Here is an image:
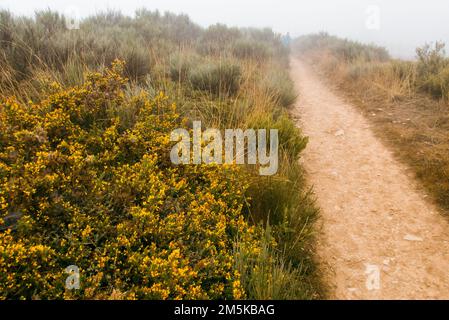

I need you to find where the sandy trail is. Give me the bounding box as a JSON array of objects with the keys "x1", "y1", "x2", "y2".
[{"x1": 290, "y1": 58, "x2": 449, "y2": 299}]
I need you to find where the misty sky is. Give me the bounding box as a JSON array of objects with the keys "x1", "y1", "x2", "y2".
[{"x1": 1, "y1": 0, "x2": 449, "y2": 58}]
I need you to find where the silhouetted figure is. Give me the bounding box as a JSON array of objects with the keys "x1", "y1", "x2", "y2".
[{"x1": 282, "y1": 32, "x2": 291, "y2": 47}]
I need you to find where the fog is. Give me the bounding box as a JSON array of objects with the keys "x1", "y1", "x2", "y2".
[{"x1": 1, "y1": 0, "x2": 448, "y2": 59}]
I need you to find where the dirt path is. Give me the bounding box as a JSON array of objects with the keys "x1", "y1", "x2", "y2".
[{"x1": 290, "y1": 58, "x2": 449, "y2": 299}]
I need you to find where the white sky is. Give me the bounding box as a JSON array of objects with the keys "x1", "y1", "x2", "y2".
[{"x1": 1, "y1": 0, "x2": 449, "y2": 58}]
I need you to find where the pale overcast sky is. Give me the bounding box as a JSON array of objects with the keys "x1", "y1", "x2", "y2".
[{"x1": 1, "y1": 0, "x2": 449, "y2": 58}]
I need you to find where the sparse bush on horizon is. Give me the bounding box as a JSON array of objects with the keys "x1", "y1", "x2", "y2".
[
  {"x1": 294, "y1": 32, "x2": 390, "y2": 63},
  {"x1": 0, "y1": 62, "x2": 259, "y2": 299}
]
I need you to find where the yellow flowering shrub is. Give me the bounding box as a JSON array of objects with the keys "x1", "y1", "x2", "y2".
[{"x1": 0, "y1": 61, "x2": 258, "y2": 299}]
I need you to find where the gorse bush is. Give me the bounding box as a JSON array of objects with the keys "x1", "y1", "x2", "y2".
[{"x1": 0, "y1": 61, "x2": 261, "y2": 299}]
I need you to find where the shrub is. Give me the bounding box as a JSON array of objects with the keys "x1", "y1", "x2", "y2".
[
  {"x1": 168, "y1": 51, "x2": 199, "y2": 83},
  {"x1": 235, "y1": 223, "x2": 316, "y2": 299},
  {"x1": 0, "y1": 61, "x2": 258, "y2": 299},
  {"x1": 119, "y1": 43, "x2": 152, "y2": 81},
  {"x1": 262, "y1": 68, "x2": 297, "y2": 108},
  {"x1": 189, "y1": 60, "x2": 241, "y2": 96},
  {"x1": 249, "y1": 113, "x2": 308, "y2": 161},
  {"x1": 0, "y1": 9, "x2": 323, "y2": 300},
  {"x1": 0, "y1": 10, "x2": 14, "y2": 49},
  {"x1": 197, "y1": 24, "x2": 241, "y2": 55},
  {"x1": 232, "y1": 39, "x2": 269, "y2": 61},
  {"x1": 242, "y1": 112, "x2": 319, "y2": 299},
  {"x1": 0, "y1": 9, "x2": 201, "y2": 88},
  {"x1": 416, "y1": 42, "x2": 449, "y2": 99}
]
